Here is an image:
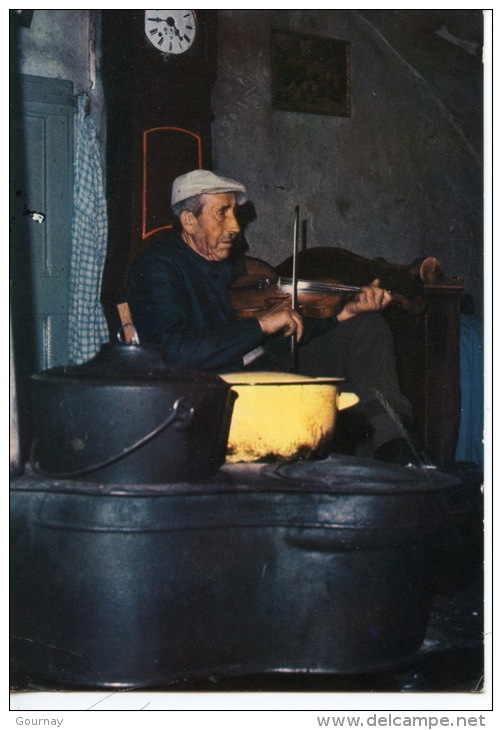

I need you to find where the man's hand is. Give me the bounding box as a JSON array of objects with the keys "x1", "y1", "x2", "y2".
[
  {"x1": 336, "y1": 279, "x2": 392, "y2": 322},
  {"x1": 257, "y1": 299, "x2": 304, "y2": 341}
]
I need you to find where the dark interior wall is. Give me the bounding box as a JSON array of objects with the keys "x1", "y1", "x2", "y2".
[{"x1": 211, "y1": 9, "x2": 484, "y2": 314}]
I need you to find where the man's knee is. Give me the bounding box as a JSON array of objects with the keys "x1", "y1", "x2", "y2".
[{"x1": 339, "y1": 312, "x2": 392, "y2": 343}]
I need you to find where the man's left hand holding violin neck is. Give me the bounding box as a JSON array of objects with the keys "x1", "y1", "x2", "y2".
[{"x1": 335, "y1": 279, "x2": 392, "y2": 322}]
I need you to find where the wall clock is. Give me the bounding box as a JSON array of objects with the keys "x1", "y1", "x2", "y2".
[{"x1": 144, "y1": 10, "x2": 197, "y2": 55}]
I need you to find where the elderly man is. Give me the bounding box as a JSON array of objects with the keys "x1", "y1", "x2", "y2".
[{"x1": 126, "y1": 169, "x2": 416, "y2": 464}]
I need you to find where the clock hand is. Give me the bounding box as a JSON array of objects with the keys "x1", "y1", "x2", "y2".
[
  {"x1": 171, "y1": 24, "x2": 188, "y2": 46},
  {"x1": 164, "y1": 16, "x2": 185, "y2": 44}
]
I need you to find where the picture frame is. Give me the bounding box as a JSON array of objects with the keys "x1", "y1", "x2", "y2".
[{"x1": 271, "y1": 28, "x2": 350, "y2": 117}]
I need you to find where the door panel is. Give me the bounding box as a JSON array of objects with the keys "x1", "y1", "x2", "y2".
[
  {"x1": 10, "y1": 75, "x2": 75, "y2": 372},
  {"x1": 10, "y1": 74, "x2": 75, "y2": 459}
]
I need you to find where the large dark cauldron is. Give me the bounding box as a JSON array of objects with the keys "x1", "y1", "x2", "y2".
[
  {"x1": 29, "y1": 342, "x2": 236, "y2": 484},
  {"x1": 10, "y1": 456, "x2": 461, "y2": 689}
]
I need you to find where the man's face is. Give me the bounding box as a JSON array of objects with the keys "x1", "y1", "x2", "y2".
[{"x1": 181, "y1": 192, "x2": 240, "y2": 262}]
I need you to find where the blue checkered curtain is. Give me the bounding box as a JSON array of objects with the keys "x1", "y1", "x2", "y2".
[{"x1": 68, "y1": 95, "x2": 109, "y2": 364}]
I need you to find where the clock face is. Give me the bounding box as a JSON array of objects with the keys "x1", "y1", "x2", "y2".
[{"x1": 144, "y1": 10, "x2": 197, "y2": 55}]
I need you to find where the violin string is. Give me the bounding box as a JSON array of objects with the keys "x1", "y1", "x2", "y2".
[{"x1": 278, "y1": 277, "x2": 361, "y2": 294}]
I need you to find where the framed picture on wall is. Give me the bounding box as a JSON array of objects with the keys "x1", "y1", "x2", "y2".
[{"x1": 271, "y1": 29, "x2": 350, "y2": 117}]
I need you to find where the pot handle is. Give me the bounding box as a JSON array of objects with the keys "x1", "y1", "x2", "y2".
[
  {"x1": 337, "y1": 392, "x2": 360, "y2": 411},
  {"x1": 29, "y1": 397, "x2": 194, "y2": 480},
  {"x1": 172, "y1": 397, "x2": 196, "y2": 432}
]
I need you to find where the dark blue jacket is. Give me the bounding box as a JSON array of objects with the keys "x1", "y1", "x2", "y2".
[{"x1": 126, "y1": 231, "x2": 335, "y2": 372}]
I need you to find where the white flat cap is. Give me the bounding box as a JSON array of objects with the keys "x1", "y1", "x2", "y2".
[{"x1": 171, "y1": 169, "x2": 247, "y2": 207}]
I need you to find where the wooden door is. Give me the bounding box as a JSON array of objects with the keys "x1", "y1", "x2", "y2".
[{"x1": 10, "y1": 74, "x2": 75, "y2": 458}]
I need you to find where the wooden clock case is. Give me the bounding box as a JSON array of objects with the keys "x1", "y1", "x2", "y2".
[{"x1": 100, "y1": 10, "x2": 217, "y2": 324}]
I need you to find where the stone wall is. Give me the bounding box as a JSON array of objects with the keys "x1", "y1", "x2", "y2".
[{"x1": 212, "y1": 10, "x2": 484, "y2": 313}]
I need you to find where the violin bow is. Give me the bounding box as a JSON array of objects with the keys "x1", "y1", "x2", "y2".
[{"x1": 290, "y1": 205, "x2": 300, "y2": 373}]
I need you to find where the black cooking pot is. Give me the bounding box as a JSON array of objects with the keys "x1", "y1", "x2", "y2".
[{"x1": 29, "y1": 342, "x2": 236, "y2": 483}]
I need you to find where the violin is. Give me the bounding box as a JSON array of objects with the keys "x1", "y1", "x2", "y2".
[{"x1": 230, "y1": 256, "x2": 412, "y2": 319}]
